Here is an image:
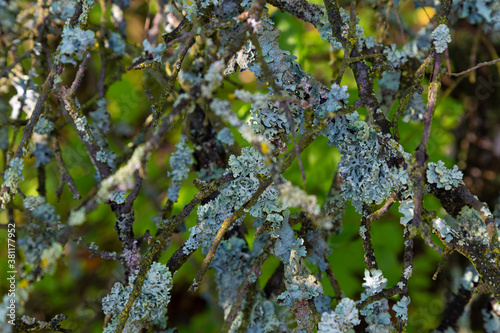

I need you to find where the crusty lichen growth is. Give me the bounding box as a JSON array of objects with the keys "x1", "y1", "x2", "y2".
[
  {"x1": 167, "y1": 136, "x2": 194, "y2": 202},
  {"x1": 318, "y1": 298, "x2": 360, "y2": 332},
  {"x1": 431, "y1": 24, "x2": 451, "y2": 53},
  {"x1": 102, "y1": 262, "x2": 173, "y2": 332},
  {"x1": 427, "y1": 160, "x2": 463, "y2": 190},
  {"x1": 0, "y1": 157, "x2": 24, "y2": 209}
]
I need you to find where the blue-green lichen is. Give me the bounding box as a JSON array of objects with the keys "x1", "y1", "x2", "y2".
[
  {"x1": 102, "y1": 262, "x2": 173, "y2": 332},
  {"x1": 59, "y1": 24, "x2": 95, "y2": 65},
  {"x1": 432, "y1": 217, "x2": 457, "y2": 242},
  {"x1": 34, "y1": 116, "x2": 55, "y2": 134},
  {"x1": 318, "y1": 298, "x2": 360, "y2": 332},
  {"x1": 323, "y1": 111, "x2": 411, "y2": 212},
  {"x1": 427, "y1": 161, "x2": 463, "y2": 190},
  {"x1": 393, "y1": 296, "x2": 410, "y2": 321},
  {"x1": 142, "y1": 39, "x2": 166, "y2": 63},
  {"x1": 398, "y1": 200, "x2": 414, "y2": 226},
  {"x1": 167, "y1": 136, "x2": 193, "y2": 203},
  {"x1": 1, "y1": 157, "x2": 25, "y2": 209},
  {"x1": 111, "y1": 191, "x2": 127, "y2": 204},
  {"x1": 32, "y1": 143, "x2": 54, "y2": 167},
  {"x1": 430, "y1": 24, "x2": 451, "y2": 54},
  {"x1": 216, "y1": 127, "x2": 234, "y2": 146},
  {"x1": 403, "y1": 93, "x2": 426, "y2": 122},
  {"x1": 359, "y1": 269, "x2": 394, "y2": 333}
]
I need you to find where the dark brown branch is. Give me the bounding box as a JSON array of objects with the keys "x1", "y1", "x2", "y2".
[
  {"x1": 436, "y1": 285, "x2": 472, "y2": 331},
  {"x1": 433, "y1": 225, "x2": 500, "y2": 302},
  {"x1": 395, "y1": 227, "x2": 414, "y2": 332},
  {"x1": 162, "y1": 17, "x2": 190, "y2": 44},
  {"x1": 325, "y1": 262, "x2": 343, "y2": 301},
  {"x1": 413, "y1": 53, "x2": 443, "y2": 226},
  {"x1": 111, "y1": 174, "x2": 144, "y2": 276},
  {"x1": 360, "y1": 204, "x2": 378, "y2": 270},
  {"x1": 222, "y1": 241, "x2": 274, "y2": 332},
  {"x1": 356, "y1": 285, "x2": 400, "y2": 310},
  {"x1": 156, "y1": 36, "x2": 195, "y2": 114},
  {"x1": 322, "y1": 0, "x2": 391, "y2": 134},
  {"x1": 16, "y1": 314, "x2": 72, "y2": 333},
  {"x1": 70, "y1": 52, "x2": 90, "y2": 94},
  {"x1": 267, "y1": 0, "x2": 323, "y2": 27},
  {"x1": 36, "y1": 166, "x2": 46, "y2": 197},
  {"x1": 77, "y1": 237, "x2": 121, "y2": 261}
]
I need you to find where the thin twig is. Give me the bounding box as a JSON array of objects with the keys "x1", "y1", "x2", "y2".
[
  {"x1": 356, "y1": 285, "x2": 400, "y2": 309},
  {"x1": 392, "y1": 53, "x2": 434, "y2": 141},
  {"x1": 188, "y1": 177, "x2": 273, "y2": 293},
  {"x1": 70, "y1": 52, "x2": 91, "y2": 94},
  {"x1": 325, "y1": 262, "x2": 343, "y2": 301},
  {"x1": 52, "y1": 137, "x2": 81, "y2": 200},
  {"x1": 98, "y1": 0, "x2": 107, "y2": 98},
  {"x1": 446, "y1": 58, "x2": 500, "y2": 77},
  {"x1": 360, "y1": 204, "x2": 378, "y2": 270},
  {"x1": 432, "y1": 249, "x2": 452, "y2": 280},
  {"x1": 413, "y1": 52, "x2": 443, "y2": 226},
  {"x1": 366, "y1": 192, "x2": 397, "y2": 223},
  {"x1": 156, "y1": 37, "x2": 195, "y2": 114},
  {"x1": 323, "y1": 0, "x2": 392, "y2": 134},
  {"x1": 390, "y1": 0, "x2": 406, "y2": 44}
]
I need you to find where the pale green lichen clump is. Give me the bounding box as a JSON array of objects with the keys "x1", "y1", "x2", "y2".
[
  {"x1": 398, "y1": 200, "x2": 414, "y2": 225},
  {"x1": 68, "y1": 207, "x2": 86, "y2": 226},
  {"x1": 102, "y1": 262, "x2": 173, "y2": 332},
  {"x1": 216, "y1": 127, "x2": 234, "y2": 145},
  {"x1": 318, "y1": 298, "x2": 360, "y2": 332},
  {"x1": 433, "y1": 217, "x2": 457, "y2": 242},
  {"x1": 443, "y1": 207, "x2": 490, "y2": 245},
  {"x1": 482, "y1": 302, "x2": 500, "y2": 333},
  {"x1": 34, "y1": 116, "x2": 55, "y2": 134},
  {"x1": 393, "y1": 296, "x2": 411, "y2": 321},
  {"x1": 431, "y1": 24, "x2": 451, "y2": 53},
  {"x1": 323, "y1": 111, "x2": 411, "y2": 213},
  {"x1": 358, "y1": 269, "x2": 394, "y2": 332},
  {"x1": 180, "y1": 0, "x2": 223, "y2": 20},
  {"x1": 277, "y1": 240, "x2": 323, "y2": 306},
  {"x1": 167, "y1": 136, "x2": 193, "y2": 203},
  {"x1": 19, "y1": 196, "x2": 64, "y2": 276},
  {"x1": 1, "y1": 157, "x2": 24, "y2": 209},
  {"x1": 427, "y1": 160, "x2": 463, "y2": 190},
  {"x1": 58, "y1": 24, "x2": 95, "y2": 65},
  {"x1": 111, "y1": 191, "x2": 127, "y2": 204},
  {"x1": 184, "y1": 146, "x2": 275, "y2": 254}
]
